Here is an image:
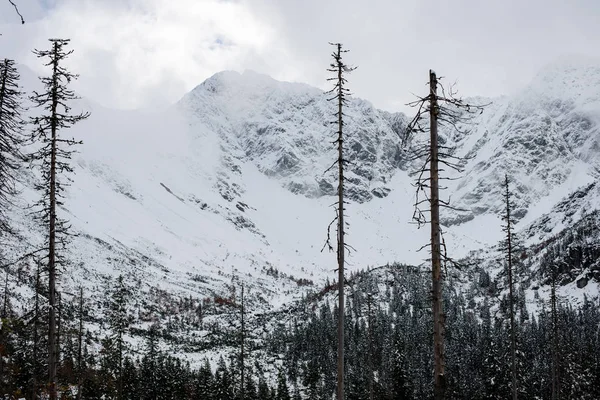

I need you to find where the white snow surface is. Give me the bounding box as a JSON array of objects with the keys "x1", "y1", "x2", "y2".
[{"x1": 6, "y1": 60, "x2": 600, "y2": 311}]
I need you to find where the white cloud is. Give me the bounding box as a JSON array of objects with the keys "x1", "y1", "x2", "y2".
[
  {"x1": 1, "y1": 0, "x2": 600, "y2": 112},
  {"x1": 1, "y1": 0, "x2": 290, "y2": 108}
]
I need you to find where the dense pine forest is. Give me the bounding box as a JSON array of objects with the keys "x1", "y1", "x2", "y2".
[{"x1": 2, "y1": 264, "x2": 599, "y2": 399}]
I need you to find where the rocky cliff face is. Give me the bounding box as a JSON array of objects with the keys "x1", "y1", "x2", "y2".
[
  {"x1": 177, "y1": 70, "x2": 408, "y2": 204},
  {"x1": 441, "y1": 58, "x2": 600, "y2": 225}
]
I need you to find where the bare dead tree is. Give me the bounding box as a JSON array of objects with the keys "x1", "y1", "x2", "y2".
[
  {"x1": 240, "y1": 282, "x2": 245, "y2": 400},
  {"x1": 502, "y1": 174, "x2": 518, "y2": 400},
  {"x1": 322, "y1": 42, "x2": 356, "y2": 400},
  {"x1": 404, "y1": 70, "x2": 486, "y2": 400},
  {"x1": 367, "y1": 292, "x2": 374, "y2": 400},
  {"x1": 29, "y1": 38, "x2": 89, "y2": 400}
]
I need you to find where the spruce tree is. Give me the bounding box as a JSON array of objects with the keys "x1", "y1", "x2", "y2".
[
  {"x1": 196, "y1": 359, "x2": 216, "y2": 399},
  {"x1": 276, "y1": 371, "x2": 291, "y2": 400},
  {"x1": 501, "y1": 174, "x2": 518, "y2": 400},
  {"x1": 257, "y1": 377, "x2": 272, "y2": 400},
  {"x1": 29, "y1": 38, "x2": 89, "y2": 400},
  {"x1": 0, "y1": 59, "x2": 26, "y2": 236},
  {"x1": 105, "y1": 274, "x2": 132, "y2": 400}
]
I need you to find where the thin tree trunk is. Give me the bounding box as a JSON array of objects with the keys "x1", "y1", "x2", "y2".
[
  {"x1": 2, "y1": 269, "x2": 7, "y2": 317},
  {"x1": 504, "y1": 175, "x2": 518, "y2": 400},
  {"x1": 551, "y1": 266, "x2": 559, "y2": 400},
  {"x1": 240, "y1": 283, "x2": 245, "y2": 400},
  {"x1": 48, "y1": 41, "x2": 59, "y2": 400},
  {"x1": 335, "y1": 43, "x2": 346, "y2": 400},
  {"x1": 368, "y1": 293, "x2": 374, "y2": 400},
  {"x1": 56, "y1": 292, "x2": 62, "y2": 389},
  {"x1": 0, "y1": 59, "x2": 7, "y2": 122},
  {"x1": 0, "y1": 270, "x2": 7, "y2": 389},
  {"x1": 118, "y1": 328, "x2": 123, "y2": 400},
  {"x1": 32, "y1": 263, "x2": 40, "y2": 400},
  {"x1": 77, "y1": 287, "x2": 83, "y2": 400},
  {"x1": 429, "y1": 70, "x2": 446, "y2": 400}
]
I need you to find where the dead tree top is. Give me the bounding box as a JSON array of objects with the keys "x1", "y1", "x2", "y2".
[{"x1": 404, "y1": 71, "x2": 488, "y2": 270}]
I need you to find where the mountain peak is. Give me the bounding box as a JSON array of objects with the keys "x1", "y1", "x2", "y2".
[{"x1": 187, "y1": 70, "x2": 319, "y2": 101}]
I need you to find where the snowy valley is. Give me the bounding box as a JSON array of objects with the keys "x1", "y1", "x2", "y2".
[{"x1": 2, "y1": 57, "x2": 600, "y2": 398}]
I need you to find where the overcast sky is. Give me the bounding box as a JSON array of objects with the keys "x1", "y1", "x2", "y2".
[{"x1": 1, "y1": 0, "x2": 599, "y2": 113}]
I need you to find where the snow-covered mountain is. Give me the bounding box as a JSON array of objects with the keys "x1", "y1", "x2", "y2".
[
  {"x1": 444, "y1": 57, "x2": 600, "y2": 227},
  {"x1": 5, "y1": 58, "x2": 600, "y2": 324}
]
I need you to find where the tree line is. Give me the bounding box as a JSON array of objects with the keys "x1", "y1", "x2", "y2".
[{"x1": 266, "y1": 265, "x2": 600, "y2": 400}]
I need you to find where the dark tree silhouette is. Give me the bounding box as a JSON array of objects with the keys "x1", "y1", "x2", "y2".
[
  {"x1": 501, "y1": 174, "x2": 518, "y2": 400},
  {"x1": 6, "y1": 0, "x2": 24, "y2": 24},
  {"x1": 405, "y1": 70, "x2": 486, "y2": 400},
  {"x1": 29, "y1": 38, "x2": 89, "y2": 400},
  {"x1": 322, "y1": 42, "x2": 356, "y2": 400},
  {"x1": 0, "y1": 59, "x2": 27, "y2": 235}
]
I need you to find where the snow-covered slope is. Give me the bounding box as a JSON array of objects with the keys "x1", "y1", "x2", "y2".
[
  {"x1": 6, "y1": 59, "x2": 600, "y2": 319},
  {"x1": 444, "y1": 57, "x2": 600, "y2": 226},
  {"x1": 178, "y1": 70, "x2": 407, "y2": 203}
]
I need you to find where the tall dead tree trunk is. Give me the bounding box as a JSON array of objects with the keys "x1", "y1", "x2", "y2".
[
  {"x1": 503, "y1": 174, "x2": 518, "y2": 400},
  {"x1": 367, "y1": 293, "x2": 374, "y2": 400},
  {"x1": 335, "y1": 45, "x2": 346, "y2": 400},
  {"x1": 429, "y1": 70, "x2": 446, "y2": 400},
  {"x1": 32, "y1": 262, "x2": 40, "y2": 400},
  {"x1": 324, "y1": 42, "x2": 355, "y2": 400},
  {"x1": 405, "y1": 70, "x2": 485, "y2": 400},
  {"x1": 240, "y1": 283, "x2": 245, "y2": 400}
]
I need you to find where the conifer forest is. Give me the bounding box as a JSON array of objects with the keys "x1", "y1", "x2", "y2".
[{"x1": 1, "y1": 1, "x2": 600, "y2": 399}]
